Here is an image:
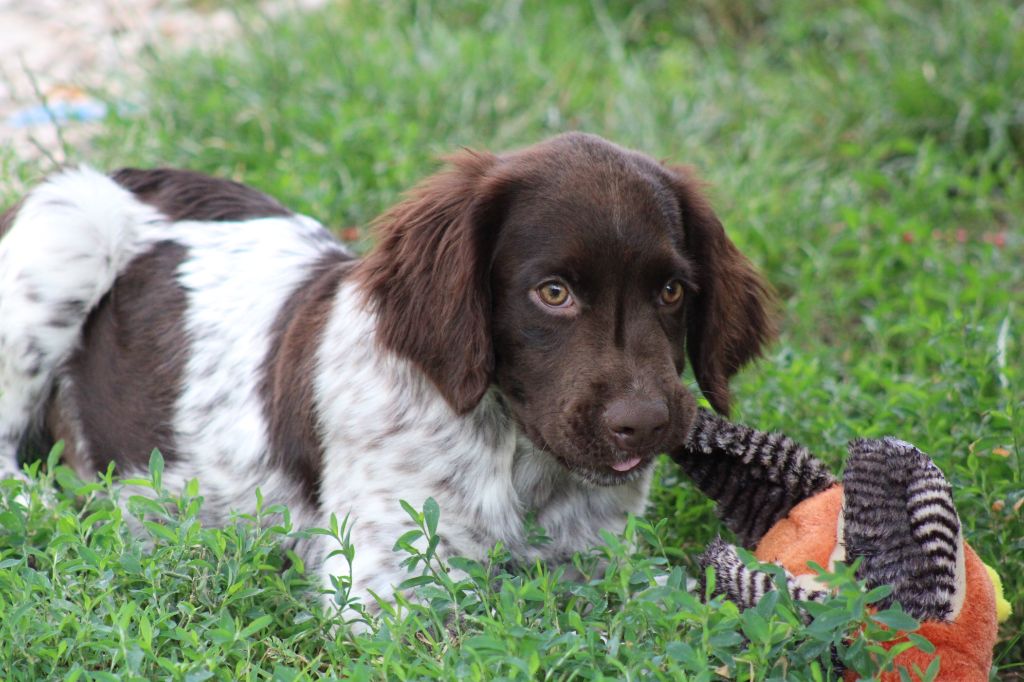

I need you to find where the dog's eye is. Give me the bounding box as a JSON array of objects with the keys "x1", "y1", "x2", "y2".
[
  {"x1": 659, "y1": 280, "x2": 684, "y2": 306},
  {"x1": 537, "y1": 281, "x2": 572, "y2": 307}
]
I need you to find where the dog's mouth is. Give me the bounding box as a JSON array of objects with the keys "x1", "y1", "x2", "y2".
[
  {"x1": 544, "y1": 404, "x2": 701, "y2": 487},
  {"x1": 557, "y1": 450, "x2": 658, "y2": 487},
  {"x1": 505, "y1": 395, "x2": 687, "y2": 487},
  {"x1": 519, "y1": 421, "x2": 658, "y2": 486},
  {"x1": 610, "y1": 455, "x2": 644, "y2": 473}
]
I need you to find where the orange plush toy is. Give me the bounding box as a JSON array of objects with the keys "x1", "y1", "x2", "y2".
[{"x1": 673, "y1": 411, "x2": 1009, "y2": 681}]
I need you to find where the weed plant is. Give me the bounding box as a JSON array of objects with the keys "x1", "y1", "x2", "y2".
[{"x1": 1, "y1": 0, "x2": 1021, "y2": 678}]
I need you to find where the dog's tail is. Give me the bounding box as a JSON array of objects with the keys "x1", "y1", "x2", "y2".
[{"x1": 0, "y1": 167, "x2": 163, "y2": 476}]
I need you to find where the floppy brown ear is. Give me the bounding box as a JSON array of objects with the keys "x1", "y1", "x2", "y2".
[
  {"x1": 668, "y1": 166, "x2": 776, "y2": 415},
  {"x1": 355, "y1": 150, "x2": 507, "y2": 415}
]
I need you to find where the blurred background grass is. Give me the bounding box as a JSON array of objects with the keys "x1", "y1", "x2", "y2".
[{"x1": 2, "y1": 0, "x2": 1022, "y2": 675}]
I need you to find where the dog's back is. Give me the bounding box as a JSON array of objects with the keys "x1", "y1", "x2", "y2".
[{"x1": 0, "y1": 168, "x2": 351, "y2": 490}]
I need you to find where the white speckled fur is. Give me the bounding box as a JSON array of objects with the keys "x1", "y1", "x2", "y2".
[
  {"x1": 0, "y1": 167, "x2": 653, "y2": 628},
  {"x1": 151, "y1": 214, "x2": 343, "y2": 529}
]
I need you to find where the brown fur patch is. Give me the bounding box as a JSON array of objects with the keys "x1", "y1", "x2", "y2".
[
  {"x1": 45, "y1": 385, "x2": 89, "y2": 477},
  {"x1": 112, "y1": 168, "x2": 292, "y2": 221},
  {"x1": 62, "y1": 241, "x2": 191, "y2": 471},
  {"x1": 353, "y1": 150, "x2": 509, "y2": 414},
  {"x1": 261, "y1": 252, "x2": 354, "y2": 504},
  {"x1": 42, "y1": 167, "x2": 298, "y2": 472}
]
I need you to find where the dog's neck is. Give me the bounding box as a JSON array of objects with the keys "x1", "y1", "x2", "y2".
[{"x1": 313, "y1": 280, "x2": 652, "y2": 561}]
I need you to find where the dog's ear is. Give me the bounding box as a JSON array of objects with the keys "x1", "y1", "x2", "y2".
[
  {"x1": 667, "y1": 165, "x2": 776, "y2": 415},
  {"x1": 356, "y1": 150, "x2": 507, "y2": 415}
]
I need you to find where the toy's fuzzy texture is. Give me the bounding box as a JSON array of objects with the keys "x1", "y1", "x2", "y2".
[
  {"x1": 676, "y1": 410, "x2": 999, "y2": 681},
  {"x1": 673, "y1": 408, "x2": 836, "y2": 547},
  {"x1": 841, "y1": 438, "x2": 964, "y2": 622},
  {"x1": 751, "y1": 485, "x2": 844, "y2": 589},
  {"x1": 754, "y1": 480, "x2": 996, "y2": 682}
]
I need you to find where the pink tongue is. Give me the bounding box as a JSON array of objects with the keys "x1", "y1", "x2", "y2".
[{"x1": 611, "y1": 456, "x2": 642, "y2": 472}]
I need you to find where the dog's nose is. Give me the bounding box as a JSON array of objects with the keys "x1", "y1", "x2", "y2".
[{"x1": 603, "y1": 399, "x2": 669, "y2": 453}]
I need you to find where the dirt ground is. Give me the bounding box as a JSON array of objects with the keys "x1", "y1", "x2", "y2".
[
  {"x1": 0, "y1": 0, "x2": 253, "y2": 164},
  {"x1": 1, "y1": 0, "x2": 329, "y2": 168}
]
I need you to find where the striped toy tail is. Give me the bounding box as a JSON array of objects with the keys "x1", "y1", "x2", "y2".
[
  {"x1": 698, "y1": 536, "x2": 831, "y2": 613},
  {"x1": 675, "y1": 408, "x2": 837, "y2": 548},
  {"x1": 843, "y1": 437, "x2": 965, "y2": 622}
]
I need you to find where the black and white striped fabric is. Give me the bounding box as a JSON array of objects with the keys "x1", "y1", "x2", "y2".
[
  {"x1": 674, "y1": 409, "x2": 837, "y2": 548},
  {"x1": 698, "y1": 537, "x2": 830, "y2": 609},
  {"x1": 686, "y1": 421, "x2": 964, "y2": 626},
  {"x1": 844, "y1": 437, "x2": 963, "y2": 622}
]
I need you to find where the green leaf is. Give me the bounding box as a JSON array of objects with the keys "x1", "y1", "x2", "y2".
[
  {"x1": 399, "y1": 499, "x2": 419, "y2": 523},
  {"x1": 863, "y1": 584, "x2": 894, "y2": 604},
  {"x1": 239, "y1": 615, "x2": 274, "y2": 639},
  {"x1": 139, "y1": 613, "x2": 153, "y2": 650},
  {"x1": 46, "y1": 440, "x2": 66, "y2": 471},
  {"x1": 148, "y1": 449, "x2": 165, "y2": 490},
  {"x1": 393, "y1": 529, "x2": 423, "y2": 552},
  {"x1": 465, "y1": 635, "x2": 510, "y2": 653},
  {"x1": 117, "y1": 601, "x2": 138, "y2": 630},
  {"x1": 708, "y1": 629, "x2": 744, "y2": 648},
  {"x1": 399, "y1": 575, "x2": 438, "y2": 590},
  {"x1": 741, "y1": 609, "x2": 771, "y2": 645},
  {"x1": 447, "y1": 556, "x2": 485, "y2": 579},
  {"x1": 423, "y1": 497, "x2": 440, "y2": 536},
  {"x1": 142, "y1": 521, "x2": 178, "y2": 545},
  {"x1": 806, "y1": 608, "x2": 856, "y2": 639},
  {"x1": 871, "y1": 608, "x2": 920, "y2": 632},
  {"x1": 184, "y1": 671, "x2": 214, "y2": 682},
  {"x1": 906, "y1": 632, "x2": 936, "y2": 655}
]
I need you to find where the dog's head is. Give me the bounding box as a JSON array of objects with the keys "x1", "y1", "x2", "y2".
[{"x1": 357, "y1": 133, "x2": 774, "y2": 485}]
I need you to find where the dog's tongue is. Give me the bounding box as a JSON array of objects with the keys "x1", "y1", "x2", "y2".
[{"x1": 611, "y1": 456, "x2": 642, "y2": 472}]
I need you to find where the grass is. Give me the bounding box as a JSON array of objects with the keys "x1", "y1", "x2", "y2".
[{"x1": 1, "y1": 0, "x2": 1022, "y2": 678}]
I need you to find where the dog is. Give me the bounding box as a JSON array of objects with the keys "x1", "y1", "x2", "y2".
[{"x1": 0, "y1": 133, "x2": 773, "y2": 625}]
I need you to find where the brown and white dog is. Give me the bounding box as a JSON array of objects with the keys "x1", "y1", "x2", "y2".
[{"x1": 0, "y1": 133, "x2": 773, "y2": 625}]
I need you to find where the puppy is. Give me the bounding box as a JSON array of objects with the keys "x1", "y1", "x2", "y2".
[{"x1": 0, "y1": 133, "x2": 773, "y2": 624}]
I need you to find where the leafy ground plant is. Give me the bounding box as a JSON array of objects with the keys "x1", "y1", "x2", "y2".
[
  {"x1": 1, "y1": 0, "x2": 1022, "y2": 678},
  {"x1": 1, "y1": 451, "x2": 935, "y2": 680}
]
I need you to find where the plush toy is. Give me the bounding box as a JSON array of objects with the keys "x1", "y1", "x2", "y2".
[{"x1": 673, "y1": 410, "x2": 1010, "y2": 681}]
